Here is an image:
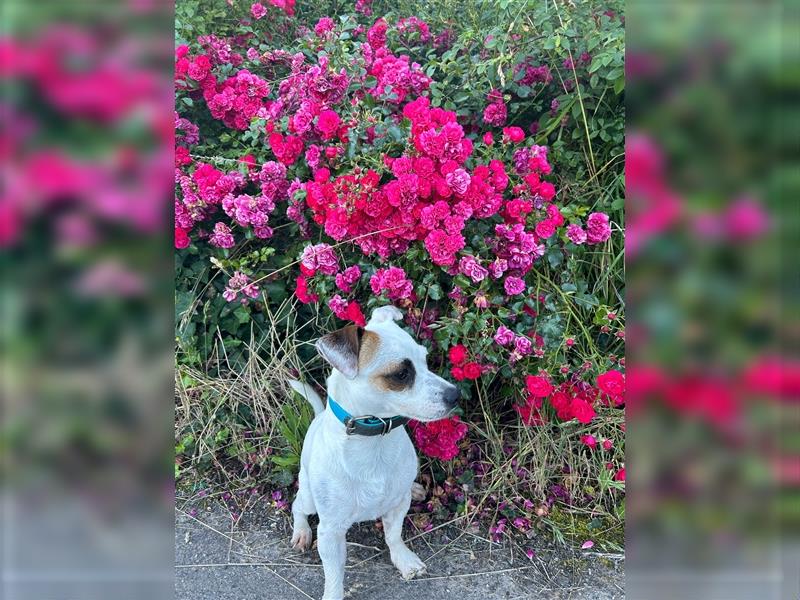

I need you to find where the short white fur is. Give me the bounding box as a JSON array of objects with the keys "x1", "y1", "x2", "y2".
[{"x1": 287, "y1": 306, "x2": 458, "y2": 600}]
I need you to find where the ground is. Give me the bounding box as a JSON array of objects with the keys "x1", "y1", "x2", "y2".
[{"x1": 175, "y1": 501, "x2": 624, "y2": 599}]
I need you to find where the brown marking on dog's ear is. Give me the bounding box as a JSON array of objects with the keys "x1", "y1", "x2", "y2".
[
  {"x1": 316, "y1": 325, "x2": 363, "y2": 379},
  {"x1": 358, "y1": 330, "x2": 380, "y2": 369},
  {"x1": 372, "y1": 359, "x2": 416, "y2": 392}
]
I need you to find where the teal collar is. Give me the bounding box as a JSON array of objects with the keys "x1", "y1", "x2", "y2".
[{"x1": 327, "y1": 395, "x2": 409, "y2": 436}]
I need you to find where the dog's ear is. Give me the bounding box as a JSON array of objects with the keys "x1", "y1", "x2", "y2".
[
  {"x1": 316, "y1": 325, "x2": 363, "y2": 379},
  {"x1": 369, "y1": 305, "x2": 404, "y2": 325}
]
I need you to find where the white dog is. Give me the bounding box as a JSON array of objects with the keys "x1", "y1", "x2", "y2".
[{"x1": 287, "y1": 305, "x2": 459, "y2": 600}]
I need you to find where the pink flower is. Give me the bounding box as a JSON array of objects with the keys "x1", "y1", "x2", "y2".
[
  {"x1": 314, "y1": 17, "x2": 335, "y2": 37},
  {"x1": 316, "y1": 110, "x2": 341, "y2": 141},
  {"x1": 483, "y1": 101, "x2": 507, "y2": 126},
  {"x1": 175, "y1": 227, "x2": 190, "y2": 249},
  {"x1": 458, "y1": 255, "x2": 488, "y2": 283},
  {"x1": 535, "y1": 219, "x2": 556, "y2": 239},
  {"x1": 445, "y1": 168, "x2": 470, "y2": 196},
  {"x1": 209, "y1": 222, "x2": 235, "y2": 248},
  {"x1": 514, "y1": 335, "x2": 532, "y2": 355},
  {"x1": 724, "y1": 197, "x2": 770, "y2": 240},
  {"x1": 328, "y1": 295, "x2": 366, "y2": 326},
  {"x1": 586, "y1": 212, "x2": 611, "y2": 244},
  {"x1": 502, "y1": 126, "x2": 525, "y2": 143},
  {"x1": 581, "y1": 434, "x2": 597, "y2": 449},
  {"x1": 566, "y1": 224, "x2": 587, "y2": 244},
  {"x1": 494, "y1": 326, "x2": 515, "y2": 346},
  {"x1": 602, "y1": 438, "x2": 614, "y2": 451},
  {"x1": 335, "y1": 265, "x2": 362, "y2": 293},
  {"x1": 370, "y1": 267, "x2": 414, "y2": 301},
  {"x1": 300, "y1": 243, "x2": 339, "y2": 276},
  {"x1": 224, "y1": 271, "x2": 259, "y2": 303},
  {"x1": 504, "y1": 276, "x2": 526, "y2": 296},
  {"x1": 250, "y1": 3, "x2": 267, "y2": 19},
  {"x1": 424, "y1": 230, "x2": 464, "y2": 266}
]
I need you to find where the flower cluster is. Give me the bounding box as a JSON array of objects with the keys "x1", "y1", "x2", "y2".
[
  {"x1": 366, "y1": 47, "x2": 431, "y2": 104},
  {"x1": 448, "y1": 344, "x2": 482, "y2": 381},
  {"x1": 483, "y1": 89, "x2": 507, "y2": 126},
  {"x1": 223, "y1": 271, "x2": 260, "y2": 303},
  {"x1": 370, "y1": 267, "x2": 414, "y2": 301},
  {"x1": 251, "y1": 0, "x2": 295, "y2": 18},
  {"x1": 299, "y1": 243, "x2": 339, "y2": 276},
  {"x1": 408, "y1": 417, "x2": 468, "y2": 461},
  {"x1": 203, "y1": 70, "x2": 271, "y2": 130}
]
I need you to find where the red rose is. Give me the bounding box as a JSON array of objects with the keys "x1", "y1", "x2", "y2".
[
  {"x1": 525, "y1": 375, "x2": 554, "y2": 398},
  {"x1": 450, "y1": 366, "x2": 465, "y2": 381},
  {"x1": 463, "y1": 362, "x2": 482, "y2": 380},
  {"x1": 569, "y1": 397, "x2": 596, "y2": 424},
  {"x1": 299, "y1": 263, "x2": 316, "y2": 277},
  {"x1": 448, "y1": 344, "x2": 468, "y2": 366},
  {"x1": 175, "y1": 227, "x2": 190, "y2": 249},
  {"x1": 345, "y1": 301, "x2": 366, "y2": 327},
  {"x1": 597, "y1": 370, "x2": 625, "y2": 400},
  {"x1": 239, "y1": 154, "x2": 257, "y2": 170}
]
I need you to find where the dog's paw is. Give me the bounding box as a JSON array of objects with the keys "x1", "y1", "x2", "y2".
[
  {"x1": 391, "y1": 547, "x2": 427, "y2": 581},
  {"x1": 290, "y1": 525, "x2": 312, "y2": 552},
  {"x1": 410, "y1": 482, "x2": 426, "y2": 502}
]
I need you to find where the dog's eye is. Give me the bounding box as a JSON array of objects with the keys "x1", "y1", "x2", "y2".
[{"x1": 394, "y1": 368, "x2": 409, "y2": 381}]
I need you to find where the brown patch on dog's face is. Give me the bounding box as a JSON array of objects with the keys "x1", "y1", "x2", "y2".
[
  {"x1": 358, "y1": 330, "x2": 381, "y2": 369},
  {"x1": 372, "y1": 358, "x2": 416, "y2": 392}
]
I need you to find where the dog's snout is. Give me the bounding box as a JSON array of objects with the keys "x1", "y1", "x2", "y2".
[{"x1": 443, "y1": 385, "x2": 460, "y2": 409}]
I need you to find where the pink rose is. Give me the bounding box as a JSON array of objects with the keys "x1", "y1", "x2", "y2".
[{"x1": 504, "y1": 276, "x2": 526, "y2": 296}]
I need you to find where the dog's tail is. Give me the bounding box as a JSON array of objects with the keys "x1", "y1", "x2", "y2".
[{"x1": 287, "y1": 379, "x2": 325, "y2": 416}]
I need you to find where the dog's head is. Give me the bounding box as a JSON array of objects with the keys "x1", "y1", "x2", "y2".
[{"x1": 316, "y1": 306, "x2": 459, "y2": 422}]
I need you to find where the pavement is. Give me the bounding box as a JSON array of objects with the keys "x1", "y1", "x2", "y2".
[{"x1": 175, "y1": 500, "x2": 624, "y2": 600}]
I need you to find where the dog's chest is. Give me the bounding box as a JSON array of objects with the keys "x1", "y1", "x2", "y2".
[{"x1": 312, "y1": 433, "x2": 417, "y2": 522}]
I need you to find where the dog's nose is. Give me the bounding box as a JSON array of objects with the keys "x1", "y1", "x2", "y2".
[{"x1": 444, "y1": 386, "x2": 460, "y2": 409}]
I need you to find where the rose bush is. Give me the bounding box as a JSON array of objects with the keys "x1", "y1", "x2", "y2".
[{"x1": 176, "y1": 0, "x2": 625, "y2": 546}]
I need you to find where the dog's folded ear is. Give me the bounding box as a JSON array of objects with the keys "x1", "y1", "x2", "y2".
[
  {"x1": 316, "y1": 325, "x2": 363, "y2": 379},
  {"x1": 369, "y1": 305, "x2": 404, "y2": 325}
]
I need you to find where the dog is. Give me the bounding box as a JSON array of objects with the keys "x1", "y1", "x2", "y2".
[{"x1": 287, "y1": 305, "x2": 460, "y2": 600}]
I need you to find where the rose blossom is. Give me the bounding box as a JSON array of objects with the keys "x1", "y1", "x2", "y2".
[
  {"x1": 300, "y1": 243, "x2": 339, "y2": 276},
  {"x1": 504, "y1": 276, "x2": 526, "y2": 296},
  {"x1": 250, "y1": 3, "x2": 267, "y2": 19},
  {"x1": 514, "y1": 335, "x2": 532, "y2": 356},
  {"x1": 566, "y1": 224, "x2": 587, "y2": 244},
  {"x1": 370, "y1": 266, "x2": 414, "y2": 301},
  {"x1": 586, "y1": 212, "x2": 612, "y2": 244},
  {"x1": 458, "y1": 255, "x2": 488, "y2": 283},
  {"x1": 334, "y1": 265, "x2": 361, "y2": 293},
  {"x1": 494, "y1": 326, "x2": 515, "y2": 346}
]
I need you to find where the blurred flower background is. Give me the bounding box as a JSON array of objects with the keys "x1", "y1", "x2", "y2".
[
  {"x1": 1, "y1": 1, "x2": 174, "y2": 599},
  {"x1": 626, "y1": 1, "x2": 797, "y2": 598}
]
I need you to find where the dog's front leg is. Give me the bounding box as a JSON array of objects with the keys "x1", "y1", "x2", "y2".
[
  {"x1": 382, "y1": 496, "x2": 426, "y2": 580},
  {"x1": 317, "y1": 521, "x2": 348, "y2": 600}
]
